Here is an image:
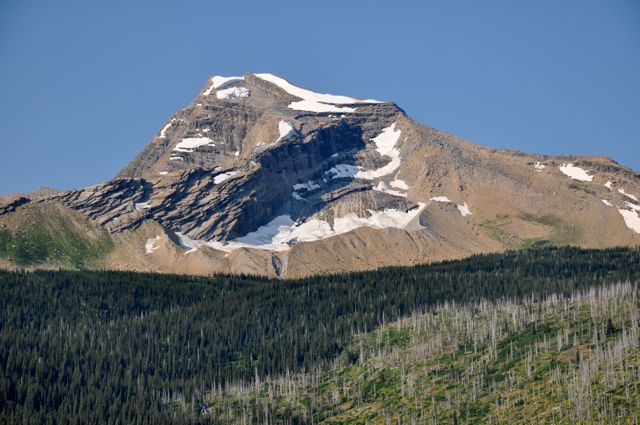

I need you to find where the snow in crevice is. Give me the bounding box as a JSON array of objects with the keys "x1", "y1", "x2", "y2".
[
  {"x1": 534, "y1": 162, "x2": 546, "y2": 172},
  {"x1": 173, "y1": 137, "x2": 215, "y2": 153},
  {"x1": 601, "y1": 199, "x2": 613, "y2": 207},
  {"x1": 216, "y1": 87, "x2": 250, "y2": 99},
  {"x1": 325, "y1": 164, "x2": 359, "y2": 179},
  {"x1": 275, "y1": 121, "x2": 297, "y2": 143},
  {"x1": 291, "y1": 192, "x2": 305, "y2": 201},
  {"x1": 618, "y1": 209, "x2": 640, "y2": 234},
  {"x1": 159, "y1": 171, "x2": 168, "y2": 176},
  {"x1": 175, "y1": 204, "x2": 426, "y2": 253},
  {"x1": 293, "y1": 181, "x2": 320, "y2": 191},
  {"x1": 357, "y1": 123, "x2": 402, "y2": 180},
  {"x1": 213, "y1": 170, "x2": 238, "y2": 184},
  {"x1": 145, "y1": 236, "x2": 161, "y2": 254},
  {"x1": 254, "y1": 73, "x2": 381, "y2": 113},
  {"x1": 618, "y1": 188, "x2": 638, "y2": 202},
  {"x1": 159, "y1": 119, "x2": 175, "y2": 138},
  {"x1": 203, "y1": 75, "x2": 244, "y2": 96},
  {"x1": 170, "y1": 156, "x2": 184, "y2": 161},
  {"x1": 134, "y1": 202, "x2": 152, "y2": 211},
  {"x1": 559, "y1": 163, "x2": 593, "y2": 182},
  {"x1": 604, "y1": 181, "x2": 613, "y2": 190}
]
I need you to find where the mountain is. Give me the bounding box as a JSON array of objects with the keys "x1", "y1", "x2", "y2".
[{"x1": 1, "y1": 73, "x2": 639, "y2": 276}]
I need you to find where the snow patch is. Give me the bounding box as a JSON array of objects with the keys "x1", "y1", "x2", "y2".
[
  {"x1": 234, "y1": 150, "x2": 240, "y2": 157},
  {"x1": 390, "y1": 179, "x2": 409, "y2": 190},
  {"x1": 170, "y1": 156, "x2": 184, "y2": 161},
  {"x1": 618, "y1": 209, "x2": 640, "y2": 234},
  {"x1": 159, "y1": 120, "x2": 174, "y2": 138},
  {"x1": 292, "y1": 192, "x2": 304, "y2": 201},
  {"x1": 175, "y1": 204, "x2": 426, "y2": 253},
  {"x1": 134, "y1": 202, "x2": 152, "y2": 211},
  {"x1": 534, "y1": 162, "x2": 546, "y2": 171},
  {"x1": 374, "y1": 181, "x2": 407, "y2": 198},
  {"x1": 216, "y1": 87, "x2": 250, "y2": 99},
  {"x1": 604, "y1": 181, "x2": 613, "y2": 190},
  {"x1": 293, "y1": 181, "x2": 320, "y2": 191},
  {"x1": 601, "y1": 199, "x2": 613, "y2": 207},
  {"x1": 626, "y1": 201, "x2": 640, "y2": 212},
  {"x1": 203, "y1": 75, "x2": 244, "y2": 96},
  {"x1": 174, "y1": 137, "x2": 215, "y2": 153},
  {"x1": 325, "y1": 164, "x2": 359, "y2": 179},
  {"x1": 276, "y1": 121, "x2": 296, "y2": 143},
  {"x1": 457, "y1": 202, "x2": 472, "y2": 217},
  {"x1": 618, "y1": 188, "x2": 638, "y2": 202},
  {"x1": 254, "y1": 73, "x2": 381, "y2": 113},
  {"x1": 145, "y1": 236, "x2": 161, "y2": 254},
  {"x1": 356, "y1": 123, "x2": 402, "y2": 180},
  {"x1": 431, "y1": 196, "x2": 452, "y2": 203},
  {"x1": 159, "y1": 171, "x2": 168, "y2": 176},
  {"x1": 214, "y1": 171, "x2": 238, "y2": 184},
  {"x1": 559, "y1": 163, "x2": 593, "y2": 182}
]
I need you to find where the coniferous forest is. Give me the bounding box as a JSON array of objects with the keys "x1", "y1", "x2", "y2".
[{"x1": 1, "y1": 247, "x2": 639, "y2": 424}]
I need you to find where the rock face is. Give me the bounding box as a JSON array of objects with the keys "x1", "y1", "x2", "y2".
[{"x1": 1, "y1": 72, "x2": 639, "y2": 277}]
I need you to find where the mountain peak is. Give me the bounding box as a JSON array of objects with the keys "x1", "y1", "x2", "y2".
[{"x1": 1, "y1": 71, "x2": 638, "y2": 277}]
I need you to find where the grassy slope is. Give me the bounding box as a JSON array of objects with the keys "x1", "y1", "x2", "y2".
[
  {"x1": 0, "y1": 203, "x2": 113, "y2": 267},
  {"x1": 206, "y1": 283, "x2": 640, "y2": 424}
]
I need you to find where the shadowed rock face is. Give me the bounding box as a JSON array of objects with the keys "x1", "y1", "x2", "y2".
[{"x1": 1, "y1": 72, "x2": 639, "y2": 277}]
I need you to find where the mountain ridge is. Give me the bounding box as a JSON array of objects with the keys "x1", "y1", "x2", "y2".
[{"x1": 1, "y1": 72, "x2": 638, "y2": 276}]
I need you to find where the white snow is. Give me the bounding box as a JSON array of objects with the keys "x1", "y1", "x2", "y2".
[
  {"x1": 159, "y1": 120, "x2": 174, "y2": 138},
  {"x1": 174, "y1": 137, "x2": 215, "y2": 153},
  {"x1": 431, "y1": 196, "x2": 452, "y2": 203},
  {"x1": 254, "y1": 73, "x2": 381, "y2": 113},
  {"x1": 293, "y1": 181, "x2": 320, "y2": 191},
  {"x1": 390, "y1": 179, "x2": 409, "y2": 190},
  {"x1": 276, "y1": 121, "x2": 296, "y2": 143},
  {"x1": 292, "y1": 192, "x2": 304, "y2": 201},
  {"x1": 618, "y1": 188, "x2": 638, "y2": 202},
  {"x1": 534, "y1": 162, "x2": 546, "y2": 171},
  {"x1": 559, "y1": 163, "x2": 593, "y2": 182},
  {"x1": 604, "y1": 181, "x2": 613, "y2": 190},
  {"x1": 356, "y1": 123, "x2": 402, "y2": 180},
  {"x1": 134, "y1": 202, "x2": 152, "y2": 211},
  {"x1": 626, "y1": 201, "x2": 640, "y2": 212},
  {"x1": 325, "y1": 164, "x2": 359, "y2": 179},
  {"x1": 216, "y1": 87, "x2": 250, "y2": 99},
  {"x1": 601, "y1": 199, "x2": 613, "y2": 207},
  {"x1": 159, "y1": 171, "x2": 168, "y2": 176},
  {"x1": 234, "y1": 150, "x2": 240, "y2": 157},
  {"x1": 430, "y1": 196, "x2": 472, "y2": 217},
  {"x1": 457, "y1": 202, "x2": 472, "y2": 217},
  {"x1": 145, "y1": 236, "x2": 161, "y2": 254},
  {"x1": 213, "y1": 170, "x2": 238, "y2": 184},
  {"x1": 170, "y1": 156, "x2": 184, "y2": 161},
  {"x1": 618, "y1": 209, "x2": 640, "y2": 234},
  {"x1": 374, "y1": 181, "x2": 407, "y2": 198},
  {"x1": 203, "y1": 75, "x2": 244, "y2": 96},
  {"x1": 175, "y1": 204, "x2": 426, "y2": 253}
]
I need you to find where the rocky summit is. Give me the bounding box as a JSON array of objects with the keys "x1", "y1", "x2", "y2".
[{"x1": 1, "y1": 73, "x2": 639, "y2": 277}]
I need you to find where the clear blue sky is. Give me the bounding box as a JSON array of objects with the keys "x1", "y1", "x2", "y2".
[{"x1": 1, "y1": 0, "x2": 639, "y2": 195}]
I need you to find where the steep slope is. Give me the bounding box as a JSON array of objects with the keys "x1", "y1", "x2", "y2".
[
  {"x1": 0, "y1": 72, "x2": 639, "y2": 276},
  {"x1": 204, "y1": 282, "x2": 640, "y2": 424}
]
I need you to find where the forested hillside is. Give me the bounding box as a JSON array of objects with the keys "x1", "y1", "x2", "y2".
[{"x1": 1, "y1": 247, "x2": 639, "y2": 424}]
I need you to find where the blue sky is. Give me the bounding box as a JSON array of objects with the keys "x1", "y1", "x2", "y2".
[{"x1": 1, "y1": 0, "x2": 638, "y2": 195}]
